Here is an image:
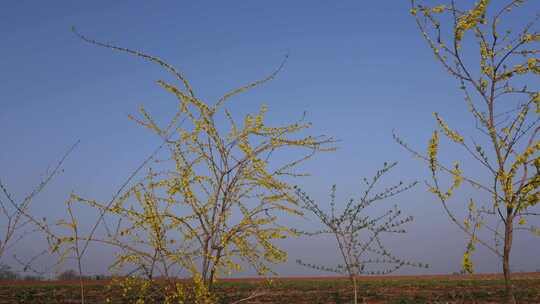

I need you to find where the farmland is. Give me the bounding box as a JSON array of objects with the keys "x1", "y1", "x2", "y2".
[{"x1": 1, "y1": 273, "x2": 539, "y2": 303}]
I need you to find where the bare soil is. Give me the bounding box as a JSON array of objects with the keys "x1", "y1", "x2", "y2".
[{"x1": 0, "y1": 272, "x2": 539, "y2": 303}]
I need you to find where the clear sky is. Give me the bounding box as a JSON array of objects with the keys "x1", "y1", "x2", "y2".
[{"x1": 1, "y1": 1, "x2": 539, "y2": 277}]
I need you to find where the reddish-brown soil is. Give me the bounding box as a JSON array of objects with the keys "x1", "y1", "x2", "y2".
[
  {"x1": 2, "y1": 271, "x2": 538, "y2": 286},
  {"x1": 1, "y1": 272, "x2": 539, "y2": 303},
  {"x1": 220, "y1": 271, "x2": 540, "y2": 282}
]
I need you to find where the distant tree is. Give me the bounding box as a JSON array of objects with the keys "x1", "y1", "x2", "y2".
[
  {"x1": 295, "y1": 162, "x2": 425, "y2": 304},
  {"x1": 57, "y1": 269, "x2": 79, "y2": 281},
  {"x1": 397, "y1": 1, "x2": 540, "y2": 302},
  {"x1": 21, "y1": 274, "x2": 44, "y2": 281},
  {"x1": 0, "y1": 264, "x2": 19, "y2": 280},
  {"x1": 54, "y1": 29, "x2": 335, "y2": 303}
]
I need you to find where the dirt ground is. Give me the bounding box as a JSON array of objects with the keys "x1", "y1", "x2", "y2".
[
  {"x1": 0, "y1": 272, "x2": 539, "y2": 303},
  {"x1": 3, "y1": 271, "x2": 538, "y2": 285}
]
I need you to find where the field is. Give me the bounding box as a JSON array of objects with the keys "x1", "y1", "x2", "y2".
[{"x1": 1, "y1": 273, "x2": 540, "y2": 303}]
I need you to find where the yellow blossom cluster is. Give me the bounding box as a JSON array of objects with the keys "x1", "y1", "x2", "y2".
[
  {"x1": 446, "y1": 162, "x2": 463, "y2": 198},
  {"x1": 498, "y1": 59, "x2": 540, "y2": 81},
  {"x1": 532, "y1": 93, "x2": 540, "y2": 113},
  {"x1": 434, "y1": 113, "x2": 464, "y2": 144},
  {"x1": 431, "y1": 5, "x2": 445, "y2": 14},
  {"x1": 454, "y1": 0, "x2": 489, "y2": 42},
  {"x1": 522, "y1": 34, "x2": 540, "y2": 43},
  {"x1": 428, "y1": 130, "x2": 439, "y2": 173},
  {"x1": 462, "y1": 248, "x2": 474, "y2": 274}
]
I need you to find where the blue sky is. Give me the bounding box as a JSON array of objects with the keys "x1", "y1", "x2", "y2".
[{"x1": 1, "y1": 1, "x2": 539, "y2": 277}]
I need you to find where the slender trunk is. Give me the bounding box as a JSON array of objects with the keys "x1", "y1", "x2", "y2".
[
  {"x1": 201, "y1": 239, "x2": 211, "y2": 288},
  {"x1": 76, "y1": 252, "x2": 85, "y2": 304},
  {"x1": 206, "y1": 260, "x2": 215, "y2": 292},
  {"x1": 208, "y1": 249, "x2": 223, "y2": 292},
  {"x1": 503, "y1": 217, "x2": 516, "y2": 304},
  {"x1": 352, "y1": 275, "x2": 358, "y2": 304},
  {"x1": 207, "y1": 276, "x2": 214, "y2": 291}
]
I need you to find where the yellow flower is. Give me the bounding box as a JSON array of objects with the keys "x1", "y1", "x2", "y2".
[
  {"x1": 455, "y1": 0, "x2": 490, "y2": 42},
  {"x1": 522, "y1": 34, "x2": 540, "y2": 43},
  {"x1": 528, "y1": 58, "x2": 537, "y2": 69},
  {"x1": 431, "y1": 5, "x2": 445, "y2": 13},
  {"x1": 428, "y1": 130, "x2": 439, "y2": 173},
  {"x1": 462, "y1": 250, "x2": 473, "y2": 274},
  {"x1": 434, "y1": 113, "x2": 464, "y2": 144},
  {"x1": 531, "y1": 92, "x2": 540, "y2": 113}
]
